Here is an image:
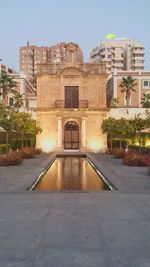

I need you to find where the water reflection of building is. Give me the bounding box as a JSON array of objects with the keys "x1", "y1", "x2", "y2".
[{"x1": 35, "y1": 157, "x2": 109, "y2": 191}]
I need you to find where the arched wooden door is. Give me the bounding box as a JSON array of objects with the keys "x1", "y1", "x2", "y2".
[{"x1": 64, "y1": 121, "x2": 79, "y2": 149}]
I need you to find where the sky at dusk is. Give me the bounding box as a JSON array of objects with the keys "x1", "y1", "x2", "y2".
[{"x1": 0, "y1": 0, "x2": 150, "y2": 71}]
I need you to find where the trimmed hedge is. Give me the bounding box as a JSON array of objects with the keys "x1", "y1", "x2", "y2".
[
  {"x1": 128, "y1": 145, "x2": 150, "y2": 154},
  {"x1": 108, "y1": 139, "x2": 128, "y2": 149},
  {"x1": 11, "y1": 138, "x2": 36, "y2": 149},
  {"x1": 0, "y1": 144, "x2": 11, "y2": 154},
  {"x1": 11, "y1": 139, "x2": 22, "y2": 149}
]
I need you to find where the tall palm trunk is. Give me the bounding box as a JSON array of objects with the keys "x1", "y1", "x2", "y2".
[
  {"x1": 126, "y1": 96, "x2": 130, "y2": 114},
  {"x1": 120, "y1": 76, "x2": 137, "y2": 114}
]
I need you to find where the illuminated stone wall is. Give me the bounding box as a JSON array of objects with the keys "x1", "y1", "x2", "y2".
[
  {"x1": 85, "y1": 111, "x2": 107, "y2": 152},
  {"x1": 36, "y1": 111, "x2": 58, "y2": 152},
  {"x1": 36, "y1": 63, "x2": 108, "y2": 152}
]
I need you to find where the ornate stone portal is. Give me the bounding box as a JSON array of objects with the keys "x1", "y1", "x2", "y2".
[{"x1": 36, "y1": 44, "x2": 108, "y2": 152}]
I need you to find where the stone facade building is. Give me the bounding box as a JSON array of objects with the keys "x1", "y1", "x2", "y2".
[{"x1": 36, "y1": 43, "x2": 108, "y2": 152}]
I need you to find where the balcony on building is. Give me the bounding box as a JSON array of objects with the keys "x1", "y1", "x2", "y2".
[
  {"x1": 131, "y1": 47, "x2": 144, "y2": 54},
  {"x1": 55, "y1": 100, "x2": 88, "y2": 108},
  {"x1": 131, "y1": 60, "x2": 144, "y2": 67}
]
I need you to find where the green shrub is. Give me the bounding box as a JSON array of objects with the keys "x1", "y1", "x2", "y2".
[
  {"x1": 24, "y1": 138, "x2": 36, "y2": 147},
  {"x1": 11, "y1": 138, "x2": 36, "y2": 149},
  {"x1": 11, "y1": 139, "x2": 22, "y2": 149},
  {"x1": 128, "y1": 144, "x2": 139, "y2": 151},
  {"x1": 128, "y1": 145, "x2": 150, "y2": 154},
  {"x1": 0, "y1": 144, "x2": 11, "y2": 154},
  {"x1": 108, "y1": 139, "x2": 128, "y2": 149}
]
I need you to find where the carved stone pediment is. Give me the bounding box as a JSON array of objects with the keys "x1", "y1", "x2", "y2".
[{"x1": 61, "y1": 67, "x2": 85, "y2": 77}]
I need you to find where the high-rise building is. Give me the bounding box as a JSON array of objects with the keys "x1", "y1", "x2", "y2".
[
  {"x1": 0, "y1": 63, "x2": 16, "y2": 75},
  {"x1": 20, "y1": 43, "x2": 50, "y2": 86},
  {"x1": 47, "y1": 42, "x2": 83, "y2": 65},
  {"x1": 90, "y1": 39, "x2": 144, "y2": 73},
  {"x1": 20, "y1": 42, "x2": 83, "y2": 86}
]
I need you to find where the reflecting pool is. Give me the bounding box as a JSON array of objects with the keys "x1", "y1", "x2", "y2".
[{"x1": 34, "y1": 157, "x2": 110, "y2": 191}]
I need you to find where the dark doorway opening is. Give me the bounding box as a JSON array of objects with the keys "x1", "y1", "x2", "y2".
[
  {"x1": 64, "y1": 121, "x2": 79, "y2": 149},
  {"x1": 65, "y1": 86, "x2": 79, "y2": 108}
]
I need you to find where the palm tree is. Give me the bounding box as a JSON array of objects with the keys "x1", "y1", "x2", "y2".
[
  {"x1": 0, "y1": 71, "x2": 10, "y2": 99},
  {"x1": 141, "y1": 93, "x2": 150, "y2": 108},
  {"x1": 110, "y1": 97, "x2": 119, "y2": 107},
  {"x1": 0, "y1": 71, "x2": 17, "y2": 102},
  {"x1": 13, "y1": 92, "x2": 24, "y2": 110},
  {"x1": 120, "y1": 76, "x2": 137, "y2": 108}
]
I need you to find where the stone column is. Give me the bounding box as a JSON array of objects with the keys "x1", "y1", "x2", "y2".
[
  {"x1": 58, "y1": 117, "x2": 62, "y2": 150},
  {"x1": 81, "y1": 118, "x2": 86, "y2": 150}
]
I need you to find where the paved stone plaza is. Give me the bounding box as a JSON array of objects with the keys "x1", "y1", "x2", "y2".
[{"x1": 0, "y1": 153, "x2": 150, "y2": 267}]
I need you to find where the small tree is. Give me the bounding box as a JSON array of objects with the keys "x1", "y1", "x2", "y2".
[
  {"x1": 0, "y1": 71, "x2": 17, "y2": 101},
  {"x1": 0, "y1": 104, "x2": 15, "y2": 157},
  {"x1": 12, "y1": 112, "x2": 42, "y2": 147},
  {"x1": 115, "y1": 118, "x2": 135, "y2": 148},
  {"x1": 102, "y1": 117, "x2": 134, "y2": 150},
  {"x1": 102, "y1": 117, "x2": 118, "y2": 149},
  {"x1": 12, "y1": 112, "x2": 32, "y2": 147},
  {"x1": 130, "y1": 114, "x2": 150, "y2": 148},
  {"x1": 13, "y1": 92, "x2": 24, "y2": 110},
  {"x1": 110, "y1": 97, "x2": 119, "y2": 108},
  {"x1": 26, "y1": 120, "x2": 42, "y2": 147},
  {"x1": 141, "y1": 93, "x2": 150, "y2": 108}
]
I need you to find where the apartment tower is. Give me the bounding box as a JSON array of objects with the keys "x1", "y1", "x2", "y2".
[
  {"x1": 20, "y1": 42, "x2": 83, "y2": 86},
  {"x1": 90, "y1": 39, "x2": 144, "y2": 73}
]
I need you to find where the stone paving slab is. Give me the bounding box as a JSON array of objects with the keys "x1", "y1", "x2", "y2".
[
  {"x1": 101, "y1": 221, "x2": 150, "y2": 267},
  {"x1": 0, "y1": 153, "x2": 54, "y2": 192},
  {"x1": 0, "y1": 153, "x2": 150, "y2": 266},
  {"x1": 34, "y1": 247, "x2": 115, "y2": 267},
  {"x1": 0, "y1": 192, "x2": 149, "y2": 266},
  {"x1": 88, "y1": 153, "x2": 150, "y2": 192},
  {"x1": 93, "y1": 193, "x2": 148, "y2": 221}
]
